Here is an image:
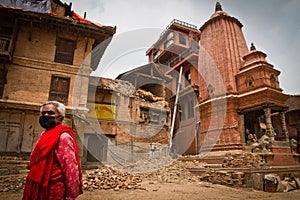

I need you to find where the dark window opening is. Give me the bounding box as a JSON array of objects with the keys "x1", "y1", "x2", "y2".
[
  {"x1": 246, "y1": 76, "x2": 254, "y2": 88},
  {"x1": 55, "y1": 37, "x2": 76, "y2": 65},
  {"x1": 185, "y1": 69, "x2": 191, "y2": 86},
  {"x1": 179, "y1": 104, "x2": 185, "y2": 121},
  {"x1": 188, "y1": 99, "x2": 194, "y2": 119},
  {"x1": 48, "y1": 75, "x2": 70, "y2": 105},
  {"x1": 0, "y1": 26, "x2": 13, "y2": 52},
  {"x1": 0, "y1": 64, "x2": 7, "y2": 98},
  {"x1": 140, "y1": 108, "x2": 150, "y2": 124},
  {"x1": 179, "y1": 33, "x2": 186, "y2": 45}
]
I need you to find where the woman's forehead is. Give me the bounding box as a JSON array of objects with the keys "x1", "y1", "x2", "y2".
[{"x1": 42, "y1": 104, "x2": 57, "y2": 111}]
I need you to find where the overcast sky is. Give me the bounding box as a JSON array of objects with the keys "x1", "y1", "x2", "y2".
[{"x1": 65, "y1": 0, "x2": 300, "y2": 95}]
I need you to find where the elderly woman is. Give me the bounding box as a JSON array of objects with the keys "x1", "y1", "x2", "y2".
[{"x1": 23, "y1": 101, "x2": 83, "y2": 200}]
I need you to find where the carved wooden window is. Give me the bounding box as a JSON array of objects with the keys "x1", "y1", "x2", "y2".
[
  {"x1": 48, "y1": 75, "x2": 70, "y2": 105},
  {"x1": 0, "y1": 26, "x2": 13, "y2": 52},
  {"x1": 55, "y1": 37, "x2": 76, "y2": 65}
]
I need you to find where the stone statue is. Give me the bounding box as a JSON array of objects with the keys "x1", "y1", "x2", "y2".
[
  {"x1": 290, "y1": 138, "x2": 298, "y2": 154},
  {"x1": 251, "y1": 134, "x2": 272, "y2": 153},
  {"x1": 259, "y1": 135, "x2": 272, "y2": 153},
  {"x1": 245, "y1": 129, "x2": 257, "y2": 145}
]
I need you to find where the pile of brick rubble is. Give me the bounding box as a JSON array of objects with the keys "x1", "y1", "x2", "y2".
[
  {"x1": 0, "y1": 153, "x2": 262, "y2": 192},
  {"x1": 0, "y1": 153, "x2": 299, "y2": 193},
  {"x1": 196, "y1": 153, "x2": 266, "y2": 187},
  {"x1": 83, "y1": 167, "x2": 143, "y2": 191},
  {"x1": 0, "y1": 175, "x2": 26, "y2": 192},
  {"x1": 221, "y1": 153, "x2": 266, "y2": 168}
]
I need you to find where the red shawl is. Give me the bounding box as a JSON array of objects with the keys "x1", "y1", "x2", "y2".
[{"x1": 23, "y1": 124, "x2": 83, "y2": 200}]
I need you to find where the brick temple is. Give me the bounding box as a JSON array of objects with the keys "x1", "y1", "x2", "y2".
[{"x1": 146, "y1": 2, "x2": 299, "y2": 165}]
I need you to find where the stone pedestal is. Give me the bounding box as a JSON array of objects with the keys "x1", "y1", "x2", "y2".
[{"x1": 263, "y1": 141, "x2": 299, "y2": 166}]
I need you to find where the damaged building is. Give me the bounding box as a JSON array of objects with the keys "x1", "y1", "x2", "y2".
[
  {"x1": 0, "y1": 0, "x2": 115, "y2": 160},
  {"x1": 83, "y1": 64, "x2": 171, "y2": 163},
  {"x1": 145, "y1": 2, "x2": 300, "y2": 165},
  {"x1": 146, "y1": 18, "x2": 201, "y2": 155}
]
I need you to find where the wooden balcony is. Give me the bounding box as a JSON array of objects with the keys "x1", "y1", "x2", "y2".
[
  {"x1": 150, "y1": 19, "x2": 199, "y2": 64},
  {"x1": 152, "y1": 39, "x2": 189, "y2": 64},
  {"x1": 166, "y1": 45, "x2": 199, "y2": 74}
]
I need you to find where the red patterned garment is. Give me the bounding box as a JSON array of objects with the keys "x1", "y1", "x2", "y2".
[
  {"x1": 22, "y1": 124, "x2": 83, "y2": 200},
  {"x1": 55, "y1": 132, "x2": 82, "y2": 199}
]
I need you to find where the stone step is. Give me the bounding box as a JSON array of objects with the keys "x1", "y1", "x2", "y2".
[{"x1": 0, "y1": 159, "x2": 29, "y2": 176}]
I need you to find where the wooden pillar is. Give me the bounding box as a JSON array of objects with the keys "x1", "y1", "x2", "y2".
[
  {"x1": 239, "y1": 113, "x2": 246, "y2": 145},
  {"x1": 280, "y1": 111, "x2": 289, "y2": 141},
  {"x1": 263, "y1": 107, "x2": 274, "y2": 141}
]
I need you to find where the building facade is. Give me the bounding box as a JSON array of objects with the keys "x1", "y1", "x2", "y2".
[
  {"x1": 146, "y1": 19, "x2": 201, "y2": 155},
  {"x1": 0, "y1": 0, "x2": 115, "y2": 159}
]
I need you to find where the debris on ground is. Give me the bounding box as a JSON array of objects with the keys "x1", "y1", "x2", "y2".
[
  {"x1": 83, "y1": 167, "x2": 144, "y2": 191},
  {"x1": 0, "y1": 153, "x2": 299, "y2": 193},
  {"x1": 0, "y1": 175, "x2": 26, "y2": 192},
  {"x1": 143, "y1": 159, "x2": 203, "y2": 183},
  {"x1": 195, "y1": 153, "x2": 266, "y2": 187}
]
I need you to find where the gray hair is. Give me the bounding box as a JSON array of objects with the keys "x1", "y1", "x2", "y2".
[{"x1": 40, "y1": 101, "x2": 66, "y2": 117}]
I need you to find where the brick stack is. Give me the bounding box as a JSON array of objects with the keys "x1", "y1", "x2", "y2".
[
  {"x1": 83, "y1": 167, "x2": 143, "y2": 191},
  {"x1": 196, "y1": 153, "x2": 267, "y2": 187},
  {"x1": 222, "y1": 153, "x2": 266, "y2": 168},
  {"x1": 198, "y1": 169, "x2": 246, "y2": 187}
]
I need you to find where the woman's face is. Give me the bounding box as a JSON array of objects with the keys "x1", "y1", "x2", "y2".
[{"x1": 40, "y1": 104, "x2": 62, "y2": 129}]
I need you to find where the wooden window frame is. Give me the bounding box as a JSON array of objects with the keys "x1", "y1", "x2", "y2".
[
  {"x1": 55, "y1": 37, "x2": 76, "y2": 65},
  {"x1": 48, "y1": 75, "x2": 70, "y2": 105}
]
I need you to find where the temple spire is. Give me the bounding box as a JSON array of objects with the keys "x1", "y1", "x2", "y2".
[
  {"x1": 215, "y1": 2, "x2": 223, "y2": 12},
  {"x1": 250, "y1": 43, "x2": 256, "y2": 51}
]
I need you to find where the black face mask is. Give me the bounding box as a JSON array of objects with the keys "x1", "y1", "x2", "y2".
[{"x1": 39, "y1": 115, "x2": 58, "y2": 129}]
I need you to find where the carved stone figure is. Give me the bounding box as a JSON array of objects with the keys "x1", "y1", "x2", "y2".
[
  {"x1": 251, "y1": 135, "x2": 272, "y2": 153},
  {"x1": 290, "y1": 138, "x2": 298, "y2": 154}
]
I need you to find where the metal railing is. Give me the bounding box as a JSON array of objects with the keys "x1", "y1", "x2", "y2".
[{"x1": 160, "y1": 19, "x2": 198, "y2": 37}]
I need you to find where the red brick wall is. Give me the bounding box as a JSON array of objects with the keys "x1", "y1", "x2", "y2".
[{"x1": 199, "y1": 14, "x2": 248, "y2": 98}]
